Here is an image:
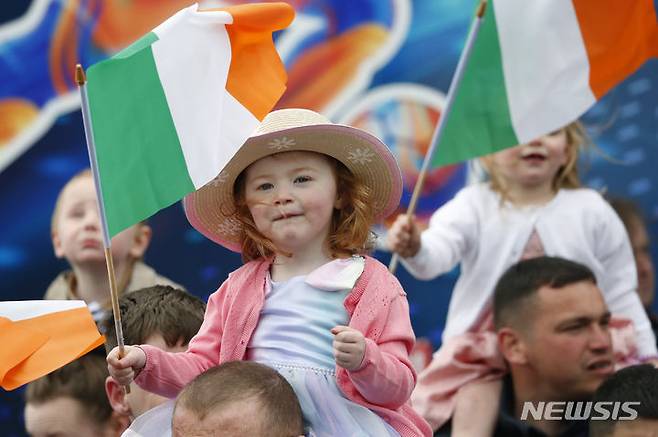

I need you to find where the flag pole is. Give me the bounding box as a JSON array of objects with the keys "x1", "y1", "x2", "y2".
[
  {"x1": 75, "y1": 65, "x2": 130, "y2": 393},
  {"x1": 389, "y1": 0, "x2": 487, "y2": 273}
]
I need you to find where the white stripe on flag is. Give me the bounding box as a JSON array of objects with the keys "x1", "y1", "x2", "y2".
[
  {"x1": 0, "y1": 300, "x2": 87, "y2": 321},
  {"x1": 152, "y1": 6, "x2": 234, "y2": 188},
  {"x1": 218, "y1": 90, "x2": 261, "y2": 172},
  {"x1": 494, "y1": 0, "x2": 596, "y2": 142}
]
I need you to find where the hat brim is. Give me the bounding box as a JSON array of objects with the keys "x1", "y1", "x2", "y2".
[{"x1": 184, "y1": 124, "x2": 402, "y2": 252}]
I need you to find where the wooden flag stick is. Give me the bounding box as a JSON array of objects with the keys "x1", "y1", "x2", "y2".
[
  {"x1": 74, "y1": 65, "x2": 130, "y2": 393},
  {"x1": 389, "y1": 0, "x2": 487, "y2": 273}
]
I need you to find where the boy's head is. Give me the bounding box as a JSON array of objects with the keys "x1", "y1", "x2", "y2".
[
  {"x1": 183, "y1": 108, "x2": 403, "y2": 256},
  {"x1": 590, "y1": 364, "x2": 658, "y2": 437},
  {"x1": 24, "y1": 352, "x2": 128, "y2": 437},
  {"x1": 173, "y1": 361, "x2": 304, "y2": 437},
  {"x1": 51, "y1": 169, "x2": 151, "y2": 270},
  {"x1": 102, "y1": 285, "x2": 205, "y2": 420}
]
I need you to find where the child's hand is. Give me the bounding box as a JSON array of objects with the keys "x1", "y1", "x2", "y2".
[
  {"x1": 331, "y1": 325, "x2": 366, "y2": 371},
  {"x1": 387, "y1": 214, "x2": 421, "y2": 258},
  {"x1": 106, "y1": 345, "x2": 146, "y2": 386}
]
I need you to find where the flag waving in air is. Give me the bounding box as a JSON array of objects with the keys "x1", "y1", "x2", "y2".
[
  {"x1": 86, "y1": 3, "x2": 295, "y2": 237},
  {"x1": 433, "y1": 0, "x2": 658, "y2": 167},
  {"x1": 0, "y1": 300, "x2": 104, "y2": 390}
]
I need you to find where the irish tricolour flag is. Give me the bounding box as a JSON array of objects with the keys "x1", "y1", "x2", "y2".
[
  {"x1": 86, "y1": 3, "x2": 294, "y2": 237},
  {"x1": 434, "y1": 0, "x2": 658, "y2": 167},
  {"x1": 0, "y1": 301, "x2": 104, "y2": 390}
]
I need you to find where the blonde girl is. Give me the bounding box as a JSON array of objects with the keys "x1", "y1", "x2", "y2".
[{"x1": 388, "y1": 122, "x2": 656, "y2": 435}]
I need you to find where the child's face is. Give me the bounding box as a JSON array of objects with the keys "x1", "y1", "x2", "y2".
[
  {"x1": 490, "y1": 129, "x2": 569, "y2": 190},
  {"x1": 52, "y1": 176, "x2": 149, "y2": 267},
  {"x1": 243, "y1": 151, "x2": 339, "y2": 256}
]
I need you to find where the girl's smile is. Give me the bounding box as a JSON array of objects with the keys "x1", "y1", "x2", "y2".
[{"x1": 487, "y1": 129, "x2": 570, "y2": 205}]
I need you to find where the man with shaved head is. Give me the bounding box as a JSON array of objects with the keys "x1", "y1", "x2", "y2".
[
  {"x1": 173, "y1": 361, "x2": 304, "y2": 437},
  {"x1": 490, "y1": 256, "x2": 615, "y2": 436},
  {"x1": 437, "y1": 256, "x2": 616, "y2": 436}
]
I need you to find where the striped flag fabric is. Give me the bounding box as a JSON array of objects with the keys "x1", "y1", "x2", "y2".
[
  {"x1": 86, "y1": 3, "x2": 294, "y2": 237},
  {"x1": 0, "y1": 301, "x2": 104, "y2": 390},
  {"x1": 434, "y1": 0, "x2": 658, "y2": 167}
]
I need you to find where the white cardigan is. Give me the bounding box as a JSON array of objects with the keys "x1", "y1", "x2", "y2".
[{"x1": 401, "y1": 183, "x2": 657, "y2": 357}]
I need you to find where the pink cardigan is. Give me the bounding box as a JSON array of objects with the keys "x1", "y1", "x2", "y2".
[{"x1": 135, "y1": 256, "x2": 431, "y2": 436}]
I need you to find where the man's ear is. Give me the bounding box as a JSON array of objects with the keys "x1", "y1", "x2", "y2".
[
  {"x1": 52, "y1": 231, "x2": 65, "y2": 259},
  {"x1": 498, "y1": 327, "x2": 528, "y2": 365},
  {"x1": 129, "y1": 224, "x2": 152, "y2": 259},
  {"x1": 105, "y1": 376, "x2": 131, "y2": 417}
]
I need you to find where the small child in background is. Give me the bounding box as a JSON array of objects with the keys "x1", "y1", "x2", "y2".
[
  {"x1": 388, "y1": 122, "x2": 657, "y2": 435},
  {"x1": 46, "y1": 169, "x2": 183, "y2": 320},
  {"x1": 102, "y1": 285, "x2": 205, "y2": 423},
  {"x1": 173, "y1": 361, "x2": 304, "y2": 437},
  {"x1": 108, "y1": 108, "x2": 432, "y2": 436},
  {"x1": 24, "y1": 351, "x2": 128, "y2": 437}
]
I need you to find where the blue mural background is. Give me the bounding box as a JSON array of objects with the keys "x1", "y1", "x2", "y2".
[{"x1": 1, "y1": 1, "x2": 657, "y2": 435}]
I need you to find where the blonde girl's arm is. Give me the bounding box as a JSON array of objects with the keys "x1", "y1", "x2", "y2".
[
  {"x1": 132, "y1": 281, "x2": 230, "y2": 398},
  {"x1": 346, "y1": 290, "x2": 417, "y2": 409},
  {"x1": 398, "y1": 186, "x2": 480, "y2": 280},
  {"x1": 595, "y1": 200, "x2": 658, "y2": 357}
]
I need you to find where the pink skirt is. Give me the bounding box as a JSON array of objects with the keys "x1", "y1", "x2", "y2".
[{"x1": 410, "y1": 308, "x2": 640, "y2": 431}]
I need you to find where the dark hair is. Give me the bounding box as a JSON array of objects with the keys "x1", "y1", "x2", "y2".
[
  {"x1": 25, "y1": 353, "x2": 112, "y2": 425},
  {"x1": 493, "y1": 256, "x2": 597, "y2": 329},
  {"x1": 590, "y1": 364, "x2": 658, "y2": 436},
  {"x1": 102, "y1": 285, "x2": 205, "y2": 353},
  {"x1": 175, "y1": 361, "x2": 303, "y2": 436}
]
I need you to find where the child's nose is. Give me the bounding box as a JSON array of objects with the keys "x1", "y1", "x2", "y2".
[
  {"x1": 83, "y1": 211, "x2": 100, "y2": 229},
  {"x1": 273, "y1": 187, "x2": 294, "y2": 205}
]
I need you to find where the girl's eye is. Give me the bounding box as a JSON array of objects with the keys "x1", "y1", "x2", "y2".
[
  {"x1": 294, "y1": 175, "x2": 312, "y2": 184},
  {"x1": 547, "y1": 129, "x2": 563, "y2": 137},
  {"x1": 68, "y1": 208, "x2": 85, "y2": 219},
  {"x1": 256, "y1": 182, "x2": 273, "y2": 191}
]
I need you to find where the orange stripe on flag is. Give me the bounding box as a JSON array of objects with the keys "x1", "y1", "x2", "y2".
[
  {"x1": 1, "y1": 308, "x2": 104, "y2": 391},
  {"x1": 573, "y1": 0, "x2": 658, "y2": 99},
  {"x1": 0, "y1": 317, "x2": 48, "y2": 385},
  {"x1": 219, "y1": 2, "x2": 294, "y2": 120}
]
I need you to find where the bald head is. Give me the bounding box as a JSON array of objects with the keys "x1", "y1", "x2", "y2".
[{"x1": 173, "y1": 361, "x2": 303, "y2": 437}]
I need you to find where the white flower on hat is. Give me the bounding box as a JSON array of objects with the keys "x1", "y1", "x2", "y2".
[
  {"x1": 217, "y1": 218, "x2": 241, "y2": 236},
  {"x1": 268, "y1": 136, "x2": 296, "y2": 150},
  {"x1": 347, "y1": 148, "x2": 375, "y2": 165},
  {"x1": 208, "y1": 170, "x2": 230, "y2": 187}
]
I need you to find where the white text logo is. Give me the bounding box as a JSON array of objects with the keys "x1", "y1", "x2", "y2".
[{"x1": 520, "y1": 401, "x2": 640, "y2": 421}]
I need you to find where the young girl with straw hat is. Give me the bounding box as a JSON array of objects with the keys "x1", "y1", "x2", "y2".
[{"x1": 108, "y1": 108, "x2": 432, "y2": 437}]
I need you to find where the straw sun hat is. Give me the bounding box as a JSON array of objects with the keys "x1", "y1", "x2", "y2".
[{"x1": 183, "y1": 108, "x2": 402, "y2": 252}]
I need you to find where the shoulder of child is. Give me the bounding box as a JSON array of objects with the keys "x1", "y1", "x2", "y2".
[
  {"x1": 361, "y1": 256, "x2": 406, "y2": 298},
  {"x1": 558, "y1": 187, "x2": 608, "y2": 207},
  {"x1": 228, "y1": 258, "x2": 270, "y2": 279},
  {"x1": 43, "y1": 271, "x2": 71, "y2": 300}
]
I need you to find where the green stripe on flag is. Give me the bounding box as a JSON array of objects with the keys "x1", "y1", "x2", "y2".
[
  {"x1": 433, "y1": 4, "x2": 518, "y2": 167},
  {"x1": 87, "y1": 32, "x2": 195, "y2": 237}
]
